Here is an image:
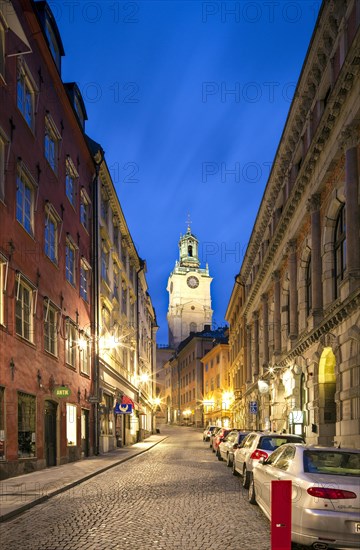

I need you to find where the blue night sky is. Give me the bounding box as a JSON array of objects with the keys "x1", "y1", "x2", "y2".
[{"x1": 51, "y1": 0, "x2": 321, "y2": 344}]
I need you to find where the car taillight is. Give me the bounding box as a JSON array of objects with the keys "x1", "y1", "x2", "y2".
[
  {"x1": 307, "y1": 487, "x2": 357, "y2": 499},
  {"x1": 250, "y1": 449, "x2": 268, "y2": 460}
]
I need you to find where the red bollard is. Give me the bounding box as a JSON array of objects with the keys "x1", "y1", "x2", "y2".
[{"x1": 271, "y1": 480, "x2": 292, "y2": 550}]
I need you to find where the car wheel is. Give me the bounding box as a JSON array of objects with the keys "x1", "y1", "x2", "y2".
[
  {"x1": 226, "y1": 454, "x2": 232, "y2": 467},
  {"x1": 217, "y1": 450, "x2": 223, "y2": 461},
  {"x1": 248, "y1": 478, "x2": 257, "y2": 504},
  {"x1": 232, "y1": 461, "x2": 238, "y2": 476},
  {"x1": 242, "y1": 466, "x2": 250, "y2": 489}
]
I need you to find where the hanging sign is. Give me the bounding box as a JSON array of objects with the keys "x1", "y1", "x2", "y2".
[
  {"x1": 249, "y1": 401, "x2": 258, "y2": 414},
  {"x1": 114, "y1": 402, "x2": 133, "y2": 414}
]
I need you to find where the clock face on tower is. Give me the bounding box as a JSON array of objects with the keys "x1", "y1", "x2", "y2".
[{"x1": 187, "y1": 276, "x2": 199, "y2": 288}]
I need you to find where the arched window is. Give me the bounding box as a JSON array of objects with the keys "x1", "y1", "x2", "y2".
[
  {"x1": 334, "y1": 205, "x2": 346, "y2": 298},
  {"x1": 190, "y1": 322, "x2": 197, "y2": 333},
  {"x1": 188, "y1": 245, "x2": 193, "y2": 257},
  {"x1": 306, "y1": 255, "x2": 312, "y2": 317}
]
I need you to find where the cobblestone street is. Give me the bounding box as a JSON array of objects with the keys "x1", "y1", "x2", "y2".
[{"x1": 0, "y1": 427, "x2": 270, "y2": 550}]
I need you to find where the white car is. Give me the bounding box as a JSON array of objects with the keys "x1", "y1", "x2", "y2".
[
  {"x1": 250, "y1": 444, "x2": 360, "y2": 549},
  {"x1": 218, "y1": 430, "x2": 250, "y2": 466},
  {"x1": 232, "y1": 431, "x2": 304, "y2": 488}
]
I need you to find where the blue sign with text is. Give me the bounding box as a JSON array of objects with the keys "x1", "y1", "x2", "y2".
[
  {"x1": 114, "y1": 403, "x2": 133, "y2": 414},
  {"x1": 249, "y1": 401, "x2": 258, "y2": 414}
]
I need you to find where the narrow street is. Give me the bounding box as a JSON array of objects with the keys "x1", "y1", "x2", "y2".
[{"x1": 0, "y1": 427, "x2": 270, "y2": 550}]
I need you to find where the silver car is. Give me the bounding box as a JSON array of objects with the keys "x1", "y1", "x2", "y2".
[
  {"x1": 232, "y1": 431, "x2": 304, "y2": 488},
  {"x1": 218, "y1": 430, "x2": 249, "y2": 466},
  {"x1": 250, "y1": 444, "x2": 360, "y2": 549}
]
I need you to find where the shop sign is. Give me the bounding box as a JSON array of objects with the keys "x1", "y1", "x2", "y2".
[
  {"x1": 114, "y1": 402, "x2": 133, "y2": 414},
  {"x1": 54, "y1": 386, "x2": 71, "y2": 398}
]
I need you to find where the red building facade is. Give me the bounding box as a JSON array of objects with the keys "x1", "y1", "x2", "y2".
[{"x1": 0, "y1": 0, "x2": 95, "y2": 478}]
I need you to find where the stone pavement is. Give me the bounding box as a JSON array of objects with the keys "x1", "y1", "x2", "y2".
[{"x1": 0, "y1": 433, "x2": 167, "y2": 522}]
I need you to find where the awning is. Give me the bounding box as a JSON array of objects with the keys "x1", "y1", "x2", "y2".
[
  {"x1": 1, "y1": 0, "x2": 32, "y2": 57},
  {"x1": 121, "y1": 395, "x2": 135, "y2": 407}
]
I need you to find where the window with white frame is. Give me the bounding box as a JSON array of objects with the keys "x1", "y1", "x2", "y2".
[
  {"x1": 44, "y1": 115, "x2": 61, "y2": 173},
  {"x1": 79, "y1": 333, "x2": 90, "y2": 375},
  {"x1": 16, "y1": 164, "x2": 36, "y2": 235},
  {"x1": 44, "y1": 205, "x2": 60, "y2": 264},
  {"x1": 65, "y1": 237, "x2": 76, "y2": 286},
  {"x1": 65, "y1": 318, "x2": 77, "y2": 367},
  {"x1": 66, "y1": 403, "x2": 77, "y2": 446},
  {"x1": 65, "y1": 157, "x2": 78, "y2": 207},
  {"x1": 17, "y1": 60, "x2": 36, "y2": 130},
  {"x1": 44, "y1": 300, "x2": 58, "y2": 356},
  {"x1": 80, "y1": 258, "x2": 90, "y2": 302},
  {"x1": 80, "y1": 187, "x2": 90, "y2": 230},
  {"x1": 15, "y1": 275, "x2": 35, "y2": 342},
  {"x1": 0, "y1": 255, "x2": 8, "y2": 326}
]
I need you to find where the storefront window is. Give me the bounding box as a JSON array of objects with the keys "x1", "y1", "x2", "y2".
[
  {"x1": 18, "y1": 392, "x2": 36, "y2": 458},
  {"x1": 66, "y1": 403, "x2": 77, "y2": 446}
]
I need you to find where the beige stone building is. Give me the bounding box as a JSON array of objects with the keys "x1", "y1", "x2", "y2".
[
  {"x1": 201, "y1": 341, "x2": 232, "y2": 428},
  {"x1": 226, "y1": 0, "x2": 360, "y2": 448}
]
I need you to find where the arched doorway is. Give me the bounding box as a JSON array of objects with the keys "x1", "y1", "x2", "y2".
[
  {"x1": 318, "y1": 347, "x2": 336, "y2": 445},
  {"x1": 44, "y1": 401, "x2": 57, "y2": 467}
]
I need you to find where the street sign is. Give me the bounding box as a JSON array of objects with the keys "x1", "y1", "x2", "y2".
[
  {"x1": 249, "y1": 401, "x2": 258, "y2": 414},
  {"x1": 54, "y1": 386, "x2": 71, "y2": 398},
  {"x1": 88, "y1": 396, "x2": 99, "y2": 403}
]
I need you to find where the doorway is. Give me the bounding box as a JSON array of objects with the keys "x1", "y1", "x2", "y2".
[
  {"x1": 44, "y1": 401, "x2": 57, "y2": 467},
  {"x1": 81, "y1": 409, "x2": 89, "y2": 457}
]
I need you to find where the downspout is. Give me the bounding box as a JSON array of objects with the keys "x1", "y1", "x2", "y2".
[{"x1": 92, "y1": 152, "x2": 104, "y2": 455}]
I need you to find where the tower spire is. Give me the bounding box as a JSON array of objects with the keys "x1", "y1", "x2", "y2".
[{"x1": 186, "y1": 212, "x2": 192, "y2": 233}]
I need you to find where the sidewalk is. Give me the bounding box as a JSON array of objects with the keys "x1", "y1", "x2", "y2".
[{"x1": 0, "y1": 433, "x2": 167, "y2": 522}]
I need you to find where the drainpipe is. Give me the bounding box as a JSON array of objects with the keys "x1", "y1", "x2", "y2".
[{"x1": 92, "y1": 151, "x2": 104, "y2": 455}]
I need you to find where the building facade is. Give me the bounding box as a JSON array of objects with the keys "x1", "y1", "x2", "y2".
[
  {"x1": 167, "y1": 225, "x2": 213, "y2": 348},
  {"x1": 226, "y1": 0, "x2": 360, "y2": 448},
  {"x1": 0, "y1": 0, "x2": 94, "y2": 478},
  {"x1": 201, "y1": 340, "x2": 232, "y2": 428}
]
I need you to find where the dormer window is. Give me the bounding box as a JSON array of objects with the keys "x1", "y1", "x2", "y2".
[{"x1": 45, "y1": 19, "x2": 60, "y2": 70}]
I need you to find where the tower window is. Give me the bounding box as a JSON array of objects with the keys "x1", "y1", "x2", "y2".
[{"x1": 188, "y1": 245, "x2": 193, "y2": 257}]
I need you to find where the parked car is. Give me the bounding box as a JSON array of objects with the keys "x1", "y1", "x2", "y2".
[
  {"x1": 203, "y1": 425, "x2": 217, "y2": 442},
  {"x1": 232, "y1": 431, "x2": 304, "y2": 488},
  {"x1": 218, "y1": 430, "x2": 250, "y2": 466},
  {"x1": 212, "y1": 428, "x2": 233, "y2": 455},
  {"x1": 209, "y1": 426, "x2": 221, "y2": 448},
  {"x1": 249, "y1": 444, "x2": 360, "y2": 549}
]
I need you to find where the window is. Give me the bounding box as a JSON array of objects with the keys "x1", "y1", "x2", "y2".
[
  {"x1": 100, "y1": 394, "x2": 114, "y2": 435},
  {"x1": 44, "y1": 301, "x2": 57, "y2": 356},
  {"x1": 0, "y1": 255, "x2": 7, "y2": 326},
  {"x1": 17, "y1": 60, "x2": 36, "y2": 129},
  {"x1": 65, "y1": 237, "x2": 77, "y2": 286},
  {"x1": 45, "y1": 19, "x2": 61, "y2": 70},
  {"x1": 44, "y1": 115, "x2": 61, "y2": 173},
  {"x1": 65, "y1": 157, "x2": 78, "y2": 207},
  {"x1": 101, "y1": 246, "x2": 109, "y2": 284},
  {"x1": 0, "y1": 387, "x2": 4, "y2": 460},
  {"x1": 305, "y1": 255, "x2": 312, "y2": 317},
  {"x1": 44, "y1": 205, "x2": 61, "y2": 264},
  {"x1": 0, "y1": 129, "x2": 8, "y2": 201},
  {"x1": 18, "y1": 392, "x2": 36, "y2": 458},
  {"x1": 65, "y1": 319, "x2": 77, "y2": 367},
  {"x1": 101, "y1": 193, "x2": 109, "y2": 224},
  {"x1": 80, "y1": 188, "x2": 90, "y2": 229},
  {"x1": 16, "y1": 165, "x2": 36, "y2": 235},
  {"x1": 334, "y1": 205, "x2": 346, "y2": 298},
  {"x1": 66, "y1": 403, "x2": 77, "y2": 446},
  {"x1": 79, "y1": 333, "x2": 90, "y2": 375},
  {"x1": 15, "y1": 275, "x2": 35, "y2": 342},
  {"x1": 80, "y1": 258, "x2": 90, "y2": 302}
]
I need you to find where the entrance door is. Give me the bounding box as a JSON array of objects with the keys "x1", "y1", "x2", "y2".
[
  {"x1": 81, "y1": 409, "x2": 89, "y2": 457},
  {"x1": 44, "y1": 401, "x2": 57, "y2": 467}
]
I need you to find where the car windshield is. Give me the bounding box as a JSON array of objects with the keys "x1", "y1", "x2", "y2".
[
  {"x1": 259, "y1": 436, "x2": 303, "y2": 451},
  {"x1": 303, "y1": 450, "x2": 360, "y2": 476}
]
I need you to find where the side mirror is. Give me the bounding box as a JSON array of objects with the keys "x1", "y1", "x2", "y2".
[{"x1": 258, "y1": 457, "x2": 266, "y2": 465}]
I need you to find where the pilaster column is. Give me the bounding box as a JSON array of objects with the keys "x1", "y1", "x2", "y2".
[
  {"x1": 272, "y1": 271, "x2": 281, "y2": 354},
  {"x1": 287, "y1": 239, "x2": 298, "y2": 339},
  {"x1": 307, "y1": 193, "x2": 323, "y2": 322},
  {"x1": 343, "y1": 127, "x2": 360, "y2": 290},
  {"x1": 253, "y1": 311, "x2": 259, "y2": 376},
  {"x1": 246, "y1": 324, "x2": 252, "y2": 383},
  {"x1": 261, "y1": 293, "x2": 269, "y2": 366}
]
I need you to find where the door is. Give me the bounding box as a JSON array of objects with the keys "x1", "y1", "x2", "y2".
[
  {"x1": 81, "y1": 409, "x2": 89, "y2": 457},
  {"x1": 44, "y1": 401, "x2": 57, "y2": 467}
]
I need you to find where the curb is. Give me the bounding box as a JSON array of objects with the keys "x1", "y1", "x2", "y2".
[{"x1": 0, "y1": 436, "x2": 168, "y2": 523}]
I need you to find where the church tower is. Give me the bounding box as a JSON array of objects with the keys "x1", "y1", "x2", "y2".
[{"x1": 167, "y1": 223, "x2": 213, "y2": 348}]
